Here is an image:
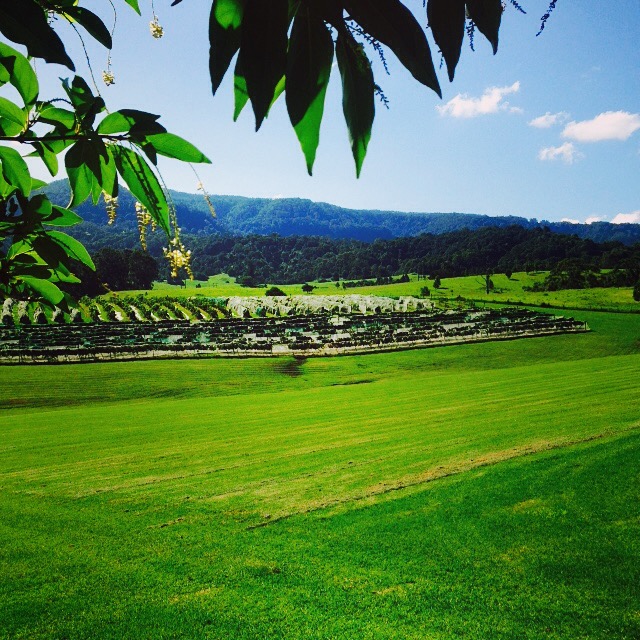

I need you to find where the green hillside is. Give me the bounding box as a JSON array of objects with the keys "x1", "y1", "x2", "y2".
[{"x1": 129, "y1": 271, "x2": 639, "y2": 313}]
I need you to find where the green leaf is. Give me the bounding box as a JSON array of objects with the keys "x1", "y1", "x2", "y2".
[
  {"x1": 123, "y1": 0, "x2": 142, "y2": 15},
  {"x1": 336, "y1": 32, "x2": 375, "y2": 178},
  {"x1": 32, "y1": 234, "x2": 66, "y2": 269},
  {"x1": 344, "y1": 0, "x2": 441, "y2": 97},
  {"x1": 215, "y1": 0, "x2": 245, "y2": 28},
  {"x1": 14, "y1": 263, "x2": 52, "y2": 280},
  {"x1": 65, "y1": 140, "x2": 96, "y2": 206},
  {"x1": 286, "y1": 8, "x2": 334, "y2": 175},
  {"x1": 466, "y1": 0, "x2": 503, "y2": 54},
  {"x1": 97, "y1": 109, "x2": 164, "y2": 136},
  {"x1": 233, "y1": 56, "x2": 249, "y2": 121},
  {"x1": 209, "y1": 0, "x2": 245, "y2": 95},
  {"x1": 0, "y1": 0, "x2": 75, "y2": 70},
  {"x1": 41, "y1": 133, "x2": 74, "y2": 156},
  {"x1": 146, "y1": 133, "x2": 211, "y2": 163},
  {"x1": 23, "y1": 193, "x2": 52, "y2": 217},
  {"x1": 48, "y1": 230, "x2": 95, "y2": 270},
  {"x1": 62, "y1": 76, "x2": 105, "y2": 124},
  {"x1": 44, "y1": 205, "x2": 83, "y2": 227},
  {"x1": 62, "y1": 7, "x2": 113, "y2": 49},
  {"x1": 427, "y1": 0, "x2": 466, "y2": 82},
  {"x1": 64, "y1": 138, "x2": 112, "y2": 206},
  {"x1": 17, "y1": 276, "x2": 64, "y2": 305},
  {"x1": 31, "y1": 178, "x2": 47, "y2": 190},
  {"x1": 91, "y1": 174, "x2": 103, "y2": 204},
  {"x1": 138, "y1": 141, "x2": 157, "y2": 166},
  {"x1": 267, "y1": 75, "x2": 286, "y2": 115},
  {"x1": 101, "y1": 150, "x2": 117, "y2": 199},
  {"x1": 0, "y1": 96, "x2": 27, "y2": 127},
  {"x1": 0, "y1": 116, "x2": 23, "y2": 137},
  {"x1": 49, "y1": 264, "x2": 81, "y2": 284},
  {"x1": 0, "y1": 146, "x2": 31, "y2": 196},
  {"x1": 0, "y1": 42, "x2": 39, "y2": 106},
  {"x1": 97, "y1": 112, "x2": 134, "y2": 135},
  {"x1": 111, "y1": 145, "x2": 171, "y2": 235},
  {"x1": 6, "y1": 239, "x2": 35, "y2": 260},
  {"x1": 38, "y1": 104, "x2": 76, "y2": 129},
  {"x1": 240, "y1": 0, "x2": 290, "y2": 130},
  {"x1": 30, "y1": 141, "x2": 59, "y2": 176}
]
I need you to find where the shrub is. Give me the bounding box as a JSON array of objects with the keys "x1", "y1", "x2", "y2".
[
  {"x1": 266, "y1": 287, "x2": 287, "y2": 297},
  {"x1": 33, "y1": 306, "x2": 48, "y2": 325},
  {"x1": 1, "y1": 298, "x2": 14, "y2": 326}
]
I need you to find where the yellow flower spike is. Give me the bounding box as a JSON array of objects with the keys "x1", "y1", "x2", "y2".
[
  {"x1": 135, "y1": 201, "x2": 153, "y2": 251},
  {"x1": 103, "y1": 192, "x2": 118, "y2": 225}
]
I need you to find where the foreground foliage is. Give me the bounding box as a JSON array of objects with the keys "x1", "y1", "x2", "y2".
[
  {"x1": 0, "y1": 2, "x2": 209, "y2": 306},
  {"x1": 205, "y1": 0, "x2": 542, "y2": 175}
]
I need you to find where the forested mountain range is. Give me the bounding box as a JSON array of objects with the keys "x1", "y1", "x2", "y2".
[
  {"x1": 44, "y1": 180, "x2": 640, "y2": 245},
  {"x1": 42, "y1": 181, "x2": 639, "y2": 289}
]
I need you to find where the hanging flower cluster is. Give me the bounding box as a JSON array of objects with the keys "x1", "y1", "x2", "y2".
[
  {"x1": 149, "y1": 16, "x2": 164, "y2": 39},
  {"x1": 102, "y1": 53, "x2": 115, "y2": 86},
  {"x1": 103, "y1": 192, "x2": 118, "y2": 224},
  {"x1": 135, "y1": 201, "x2": 156, "y2": 250},
  {"x1": 101, "y1": 70, "x2": 115, "y2": 86},
  {"x1": 197, "y1": 181, "x2": 216, "y2": 219},
  {"x1": 163, "y1": 237, "x2": 193, "y2": 280}
]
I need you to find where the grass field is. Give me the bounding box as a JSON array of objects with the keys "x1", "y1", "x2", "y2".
[
  {"x1": 126, "y1": 272, "x2": 639, "y2": 313},
  {"x1": 1, "y1": 300, "x2": 639, "y2": 637}
]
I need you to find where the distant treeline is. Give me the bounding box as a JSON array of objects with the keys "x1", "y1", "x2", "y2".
[
  {"x1": 184, "y1": 226, "x2": 640, "y2": 284},
  {"x1": 64, "y1": 248, "x2": 159, "y2": 297},
  {"x1": 66, "y1": 224, "x2": 640, "y2": 291},
  {"x1": 527, "y1": 258, "x2": 639, "y2": 292}
]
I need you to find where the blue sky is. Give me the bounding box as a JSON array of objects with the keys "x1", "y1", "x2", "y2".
[{"x1": 32, "y1": 1, "x2": 640, "y2": 223}]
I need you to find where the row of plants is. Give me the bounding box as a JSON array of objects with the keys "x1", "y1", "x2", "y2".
[
  {"x1": 1, "y1": 307, "x2": 587, "y2": 362},
  {"x1": 0, "y1": 296, "x2": 231, "y2": 326}
]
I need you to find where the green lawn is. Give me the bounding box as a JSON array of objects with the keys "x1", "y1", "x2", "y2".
[{"x1": 1, "y1": 308, "x2": 639, "y2": 638}]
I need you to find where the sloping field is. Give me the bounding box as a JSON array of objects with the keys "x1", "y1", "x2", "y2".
[
  {"x1": 1, "y1": 309, "x2": 639, "y2": 638},
  {"x1": 141, "y1": 272, "x2": 639, "y2": 313}
]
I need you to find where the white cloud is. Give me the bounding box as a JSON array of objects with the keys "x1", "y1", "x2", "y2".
[
  {"x1": 562, "y1": 111, "x2": 640, "y2": 142},
  {"x1": 437, "y1": 82, "x2": 521, "y2": 118},
  {"x1": 538, "y1": 142, "x2": 579, "y2": 164},
  {"x1": 529, "y1": 111, "x2": 569, "y2": 128},
  {"x1": 611, "y1": 211, "x2": 640, "y2": 224},
  {"x1": 562, "y1": 215, "x2": 606, "y2": 225}
]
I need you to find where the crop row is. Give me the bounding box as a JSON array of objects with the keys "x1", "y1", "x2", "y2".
[
  {"x1": 0, "y1": 308, "x2": 588, "y2": 363},
  {"x1": 0, "y1": 296, "x2": 229, "y2": 327}
]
